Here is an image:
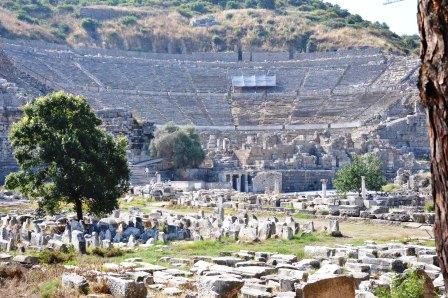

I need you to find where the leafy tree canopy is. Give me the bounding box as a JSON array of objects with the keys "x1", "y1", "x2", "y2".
[
  {"x1": 5, "y1": 92, "x2": 130, "y2": 220},
  {"x1": 333, "y1": 153, "x2": 386, "y2": 194},
  {"x1": 150, "y1": 122, "x2": 205, "y2": 169}
]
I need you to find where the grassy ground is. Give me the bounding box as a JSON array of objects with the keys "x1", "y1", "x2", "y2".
[
  {"x1": 0, "y1": 198, "x2": 434, "y2": 296},
  {"x1": 0, "y1": 224, "x2": 433, "y2": 297}
]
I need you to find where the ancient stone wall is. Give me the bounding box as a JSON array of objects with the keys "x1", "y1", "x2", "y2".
[
  {"x1": 252, "y1": 171, "x2": 283, "y2": 193},
  {"x1": 0, "y1": 109, "x2": 22, "y2": 182},
  {"x1": 96, "y1": 108, "x2": 154, "y2": 160},
  {"x1": 281, "y1": 170, "x2": 335, "y2": 192},
  {"x1": 375, "y1": 113, "x2": 429, "y2": 158},
  {"x1": 0, "y1": 39, "x2": 429, "y2": 188}
]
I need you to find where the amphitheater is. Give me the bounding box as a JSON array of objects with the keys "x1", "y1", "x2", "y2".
[{"x1": 0, "y1": 38, "x2": 428, "y2": 191}]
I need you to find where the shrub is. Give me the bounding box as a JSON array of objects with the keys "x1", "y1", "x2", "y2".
[
  {"x1": 89, "y1": 246, "x2": 124, "y2": 258},
  {"x1": 212, "y1": 34, "x2": 224, "y2": 45},
  {"x1": 57, "y1": 4, "x2": 75, "y2": 14},
  {"x1": 226, "y1": 1, "x2": 240, "y2": 9},
  {"x1": 51, "y1": 23, "x2": 71, "y2": 39},
  {"x1": 225, "y1": 13, "x2": 234, "y2": 19},
  {"x1": 257, "y1": 0, "x2": 276, "y2": 9},
  {"x1": 244, "y1": 0, "x2": 258, "y2": 8},
  {"x1": 37, "y1": 247, "x2": 75, "y2": 264},
  {"x1": 17, "y1": 11, "x2": 38, "y2": 24},
  {"x1": 180, "y1": 1, "x2": 209, "y2": 14},
  {"x1": 374, "y1": 270, "x2": 426, "y2": 298},
  {"x1": 120, "y1": 15, "x2": 138, "y2": 26},
  {"x1": 40, "y1": 278, "x2": 61, "y2": 298},
  {"x1": 81, "y1": 18, "x2": 100, "y2": 32},
  {"x1": 178, "y1": 8, "x2": 193, "y2": 18},
  {"x1": 425, "y1": 201, "x2": 435, "y2": 212},
  {"x1": 22, "y1": 3, "x2": 53, "y2": 19}
]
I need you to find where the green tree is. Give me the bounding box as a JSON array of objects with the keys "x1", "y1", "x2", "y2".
[
  {"x1": 5, "y1": 92, "x2": 129, "y2": 220},
  {"x1": 150, "y1": 122, "x2": 205, "y2": 169},
  {"x1": 333, "y1": 154, "x2": 386, "y2": 194}
]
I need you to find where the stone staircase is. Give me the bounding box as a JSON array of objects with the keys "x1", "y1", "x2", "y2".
[
  {"x1": 129, "y1": 158, "x2": 164, "y2": 186},
  {"x1": 130, "y1": 165, "x2": 152, "y2": 186}
]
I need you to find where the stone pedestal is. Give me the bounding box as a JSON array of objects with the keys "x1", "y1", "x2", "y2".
[
  {"x1": 321, "y1": 179, "x2": 328, "y2": 198},
  {"x1": 361, "y1": 176, "x2": 367, "y2": 199}
]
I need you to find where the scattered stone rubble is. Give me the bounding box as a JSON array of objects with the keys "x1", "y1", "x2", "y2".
[
  {"x1": 0, "y1": 189, "x2": 438, "y2": 297},
  {"x1": 51, "y1": 241, "x2": 443, "y2": 297},
  {"x1": 0, "y1": 204, "x2": 328, "y2": 254},
  {"x1": 164, "y1": 184, "x2": 434, "y2": 225}
]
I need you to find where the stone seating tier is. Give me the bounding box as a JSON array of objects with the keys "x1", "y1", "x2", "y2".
[{"x1": 1, "y1": 39, "x2": 419, "y2": 127}]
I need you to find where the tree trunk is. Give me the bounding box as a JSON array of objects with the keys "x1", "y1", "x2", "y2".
[
  {"x1": 75, "y1": 198, "x2": 83, "y2": 221},
  {"x1": 418, "y1": 0, "x2": 448, "y2": 291}
]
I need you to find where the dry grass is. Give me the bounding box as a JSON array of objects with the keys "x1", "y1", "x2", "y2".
[
  {"x1": 0, "y1": 264, "x2": 25, "y2": 281},
  {"x1": 315, "y1": 26, "x2": 404, "y2": 53},
  {"x1": 90, "y1": 278, "x2": 111, "y2": 295},
  {"x1": 0, "y1": 8, "x2": 55, "y2": 41},
  {"x1": 0, "y1": 265, "x2": 70, "y2": 297},
  {"x1": 0, "y1": 4, "x2": 414, "y2": 54}
]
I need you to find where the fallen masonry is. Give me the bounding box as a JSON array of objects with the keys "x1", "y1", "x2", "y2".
[
  {"x1": 0, "y1": 196, "x2": 439, "y2": 297},
  {"x1": 0, "y1": 205, "x2": 333, "y2": 253},
  {"x1": 135, "y1": 183, "x2": 435, "y2": 225},
  {"x1": 1, "y1": 241, "x2": 441, "y2": 297}
]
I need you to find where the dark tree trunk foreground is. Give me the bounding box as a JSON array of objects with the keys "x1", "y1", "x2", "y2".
[{"x1": 418, "y1": 0, "x2": 448, "y2": 291}]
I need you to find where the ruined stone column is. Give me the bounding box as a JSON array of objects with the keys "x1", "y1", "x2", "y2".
[
  {"x1": 321, "y1": 179, "x2": 328, "y2": 198},
  {"x1": 222, "y1": 138, "x2": 228, "y2": 150},
  {"x1": 216, "y1": 195, "x2": 225, "y2": 221},
  {"x1": 236, "y1": 175, "x2": 241, "y2": 192},
  {"x1": 361, "y1": 176, "x2": 367, "y2": 199},
  {"x1": 274, "y1": 180, "x2": 281, "y2": 194},
  {"x1": 244, "y1": 174, "x2": 249, "y2": 193},
  {"x1": 156, "y1": 172, "x2": 161, "y2": 183}
]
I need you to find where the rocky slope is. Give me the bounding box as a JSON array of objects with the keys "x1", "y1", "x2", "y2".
[{"x1": 0, "y1": 0, "x2": 419, "y2": 54}]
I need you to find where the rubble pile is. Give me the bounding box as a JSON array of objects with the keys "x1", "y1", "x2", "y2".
[{"x1": 35, "y1": 242, "x2": 445, "y2": 297}]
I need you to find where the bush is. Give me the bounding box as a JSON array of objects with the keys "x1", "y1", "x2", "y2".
[
  {"x1": 180, "y1": 1, "x2": 209, "y2": 14},
  {"x1": 120, "y1": 15, "x2": 138, "y2": 26},
  {"x1": 374, "y1": 270, "x2": 426, "y2": 298},
  {"x1": 37, "y1": 247, "x2": 75, "y2": 264},
  {"x1": 425, "y1": 201, "x2": 435, "y2": 212},
  {"x1": 40, "y1": 278, "x2": 61, "y2": 298},
  {"x1": 226, "y1": 1, "x2": 240, "y2": 9},
  {"x1": 17, "y1": 11, "x2": 38, "y2": 24},
  {"x1": 81, "y1": 18, "x2": 100, "y2": 32},
  {"x1": 89, "y1": 246, "x2": 124, "y2": 258},
  {"x1": 57, "y1": 4, "x2": 75, "y2": 14},
  {"x1": 51, "y1": 23, "x2": 71, "y2": 39},
  {"x1": 22, "y1": 3, "x2": 53, "y2": 19}
]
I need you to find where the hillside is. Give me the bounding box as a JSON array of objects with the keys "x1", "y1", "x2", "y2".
[{"x1": 0, "y1": 0, "x2": 419, "y2": 54}]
